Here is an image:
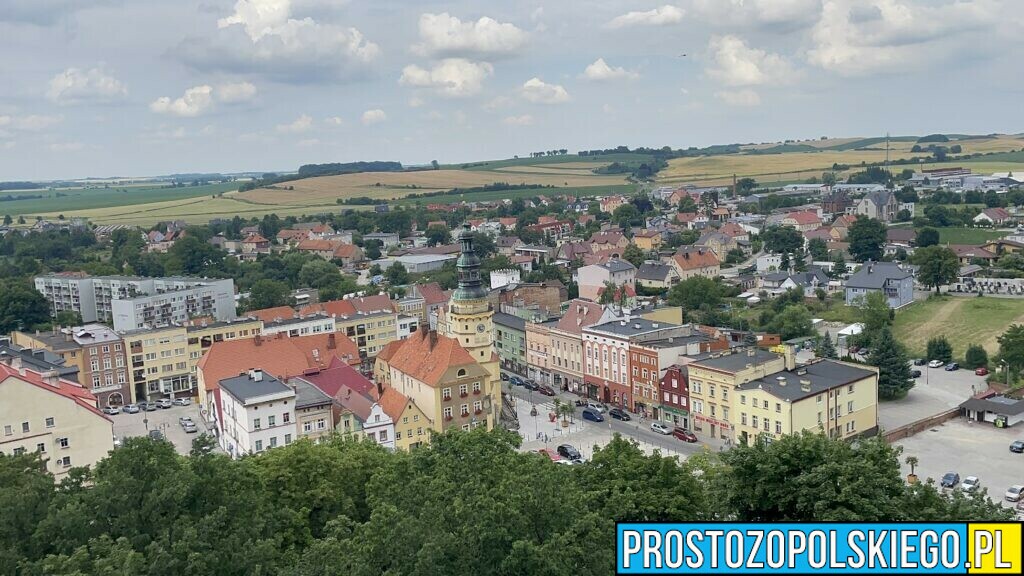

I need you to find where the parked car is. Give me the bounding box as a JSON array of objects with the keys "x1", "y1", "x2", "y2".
[
  {"x1": 974, "y1": 367, "x2": 989, "y2": 376},
  {"x1": 961, "y1": 476, "x2": 980, "y2": 492},
  {"x1": 122, "y1": 404, "x2": 140, "y2": 414},
  {"x1": 536, "y1": 384, "x2": 556, "y2": 397},
  {"x1": 500, "y1": 372, "x2": 509, "y2": 381},
  {"x1": 1011, "y1": 440, "x2": 1024, "y2": 453},
  {"x1": 172, "y1": 397, "x2": 191, "y2": 406},
  {"x1": 608, "y1": 407, "x2": 631, "y2": 421},
  {"x1": 581, "y1": 407, "x2": 604, "y2": 422},
  {"x1": 156, "y1": 398, "x2": 172, "y2": 409},
  {"x1": 179, "y1": 416, "x2": 194, "y2": 427},
  {"x1": 522, "y1": 379, "x2": 540, "y2": 391},
  {"x1": 140, "y1": 402, "x2": 158, "y2": 412},
  {"x1": 928, "y1": 359, "x2": 945, "y2": 368},
  {"x1": 1005, "y1": 485, "x2": 1024, "y2": 502},
  {"x1": 148, "y1": 430, "x2": 164, "y2": 441},
  {"x1": 673, "y1": 428, "x2": 698, "y2": 442},
  {"x1": 910, "y1": 370, "x2": 922, "y2": 378},
  {"x1": 585, "y1": 400, "x2": 607, "y2": 413},
  {"x1": 101, "y1": 406, "x2": 120, "y2": 415},
  {"x1": 650, "y1": 421, "x2": 672, "y2": 435},
  {"x1": 536, "y1": 448, "x2": 562, "y2": 462},
  {"x1": 940, "y1": 472, "x2": 960, "y2": 488},
  {"x1": 556, "y1": 444, "x2": 582, "y2": 462},
  {"x1": 509, "y1": 376, "x2": 523, "y2": 387},
  {"x1": 913, "y1": 358, "x2": 927, "y2": 366},
  {"x1": 944, "y1": 362, "x2": 960, "y2": 371},
  {"x1": 183, "y1": 422, "x2": 198, "y2": 434}
]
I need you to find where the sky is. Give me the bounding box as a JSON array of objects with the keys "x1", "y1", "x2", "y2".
[{"x1": 1, "y1": 0, "x2": 1023, "y2": 181}]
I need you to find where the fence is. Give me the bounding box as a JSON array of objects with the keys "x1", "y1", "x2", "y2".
[{"x1": 882, "y1": 408, "x2": 961, "y2": 443}]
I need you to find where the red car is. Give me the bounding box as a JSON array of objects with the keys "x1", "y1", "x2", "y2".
[
  {"x1": 536, "y1": 384, "x2": 556, "y2": 397},
  {"x1": 975, "y1": 367, "x2": 989, "y2": 376},
  {"x1": 673, "y1": 427, "x2": 698, "y2": 442}
]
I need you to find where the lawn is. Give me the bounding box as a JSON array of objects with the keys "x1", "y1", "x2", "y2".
[
  {"x1": 0, "y1": 182, "x2": 238, "y2": 217},
  {"x1": 893, "y1": 295, "x2": 1024, "y2": 358},
  {"x1": 936, "y1": 227, "x2": 1008, "y2": 245}
]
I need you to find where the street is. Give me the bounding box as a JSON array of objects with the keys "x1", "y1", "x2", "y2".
[{"x1": 111, "y1": 402, "x2": 215, "y2": 455}]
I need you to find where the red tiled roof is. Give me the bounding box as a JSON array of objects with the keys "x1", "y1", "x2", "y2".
[
  {"x1": 785, "y1": 211, "x2": 821, "y2": 225},
  {"x1": 378, "y1": 386, "x2": 410, "y2": 421},
  {"x1": 198, "y1": 332, "x2": 360, "y2": 395},
  {"x1": 296, "y1": 239, "x2": 336, "y2": 252},
  {"x1": 298, "y1": 357, "x2": 379, "y2": 408},
  {"x1": 347, "y1": 294, "x2": 396, "y2": 315},
  {"x1": 416, "y1": 282, "x2": 449, "y2": 306},
  {"x1": 719, "y1": 222, "x2": 747, "y2": 237},
  {"x1": 332, "y1": 243, "x2": 361, "y2": 258},
  {"x1": 300, "y1": 299, "x2": 356, "y2": 317},
  {"x1": 591, "y1": 231, "x2": 625, "y2": 245},
  {"x1": 554, "y1": 299, "x2": 606, "y2": 335},
  {"x1": 672, "y1": 247, "x2": 720, "y2": 270},
  {"x1": 248, "y1": 305, "x2": 296, "y2": 323},
  {"x1": 675, "y1": 212, "x2": 698, "y2": 222},
  {"x1": 498, "y1": 217, "x2": 517, "y2": 227},
  {"x1": 0, "y1": 363, "x2": 108, "y2": 421},
  {"x1": 244, "y1": 233, "x2": 268, "y2": 243},
  {"x1": 387, "y1": 330, "x2": 476, "y2": 387}
]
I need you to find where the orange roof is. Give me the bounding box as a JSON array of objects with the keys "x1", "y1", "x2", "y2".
[
  {"x1": 634, "y1": 229, "x2": 661, "y2": 238},
  {"x1": 555, "y1": 299, "x2": 606, "y2": 335},
  {"x1": 376, "y1": 339, "x2": 404, "y2": 363},
  {"x1": 719, "y1": 222, "x2": 747, "y2": 237},
  {"x1": 833, "y1": 214, "x2": 857, "y2": 227},
  {"x1": 277, "y1": 229, "x2": 309, "y2": 240},
  {"x1": 332, "y1": 243, "x2": 361, "y2": 258},
  {"x1": 348, "y1": 294, "x2": 396, "y2": 314},
  {"x1": 498, "y1": 217, "x2": 517, "y2": 227},
  {"x1": 198, "y1": 332, "x2": 359, "y2": 394},
  {"x1": 248, "y1": 305, "x2": 296, "y2": 323},
  {"x1": 672, "y1": 247, "x2": 720, "y2": 270},
  {"x1": 387, "y1": 330, "x2": 476, "y2": 387},
  {"x1": 675, "y1": 212, "x2": 699, "y2": 222},
  {"x1": 244, "y1": 233, "x2": 268, "y2": 243},
  {"x1": 0, "y1": 363, "x2": 108, "y2": 421},
  {"x1": 416, "y1": 282, "x2": 449, "y2": 306},
  {"x1": 296, "y1": 238, "x2": 336, "y2": 252},
  {"x1": 378, "y1": 386, "x2": 411, "y2": 421},
  {"x1": 785, "y1": 211, "x2": 821, "y2": 225}
]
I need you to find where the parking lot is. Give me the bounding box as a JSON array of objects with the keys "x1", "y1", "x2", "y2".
[
  {"x1": 111, "y1": 402, "x2": 214, "y2": 455},
  {"x1": 894, "y1": 417, "x2": 1023, "y2": 511},
  {"x1": 879, "y1": 365, "x2": 986, "y2": 431}
]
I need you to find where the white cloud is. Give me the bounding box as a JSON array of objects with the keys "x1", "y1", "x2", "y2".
[
  {"x1": 483, "y1": 96, "x2": 514, "y2": 111},
  {"x1": 324, "y1": 116, "x2": 344, "y2": 126},
  {"x1": 705, "y1": 35, "x2": 794, "y2": 86},
  {"x1": 414, "y1": 13, "x2": 527, "y2": 57},
  {"x1": 808, "y1": 0, "x2": 999, "y2": 76},
  {"x1": 150, "y1": 85, "x2": 214, "y2": 117},
  {"x1": 691, "y1": 0, "x2": 822, "y2": 30},
  {"x1": 408, "y1": 96, "x2": 425, "y2": 108},
  {"x1": 5, "y1": 114, "x2": 64, "y2": 131},
  {"x1": 296, "y1": 138, "x2": 320, "y2": 147},
  {"x1": 277, "y1": 113, "x2": 313, "y2": 133},
  {"x1": 582, "y1": 58, "x2": 638, "y2": 81},
  {"x1": 216, "y1": 81, "x2": 257, "y2": 103},
  {"x1": 50, "y1": 141, "x2": 85, "y2": 152},
  {"x1": 399, "y1": 59, "x2": 494, "y2": 97},
  {"x1": 46, "y1": 67, "x2": 126, "y2": 105},
  {"x1": 520, "y1": 77, "x2": 570, "y2": 104},
  {"x1": 716, "y1": 89, "x2": 760, "y2": 106},
  {"x1": 606, "y1": 5, "x2": 684, "y2": 29},
  {"x1": 502, "y1": 114, "x2": 533, "y2": 126},
  {"x1": 361, "y1": 109, "x2": 386, "y2": 125},
  {"x1": 178, "y1": 0, "x2": 379, "y2": 82}
]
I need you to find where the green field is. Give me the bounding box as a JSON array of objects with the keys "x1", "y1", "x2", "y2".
[
  {"x1": 936, "y1": 227, "x2": 1007, "y2": 245},
  {"x1": 392, "y1": 184, "x2": 634, "y2": 206},
  {"x1": 893, "y1": 296, "x2": 1024, "y2": 358},
  {"x1": 450, "y1": 153, "x2": 653, "y2": 171},
  {"x1": 1, "y1": 182, "x2": 237, "y2": 217}
]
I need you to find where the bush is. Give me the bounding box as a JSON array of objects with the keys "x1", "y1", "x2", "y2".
[
  {"x1": 926, "y1": 336, "x2": 953, "y2": 363},
  {"x1": 963, "y1": 344, "x2": 988, "y2": 369}
]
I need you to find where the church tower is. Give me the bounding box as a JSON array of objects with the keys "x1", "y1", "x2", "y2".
[{"x1": 443, "y1": 225, "x2": 502, "y2": 429}]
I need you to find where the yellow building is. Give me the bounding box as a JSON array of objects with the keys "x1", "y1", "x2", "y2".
[
  {"x1": 380, "y1": 386, "x2": 431, "y2": 450},
  {"x1": 185, "y1": 317, "x2": 262, "y2": 367},
  {"x1": 123, "y1": 325, "x2": 192, "y2": 402},
  {"x1": 687, "y1": 348, "x2": 878, "y2": 444},
  {"x1": 301, "y1": 295, "x2": 398, "y2": 359},
  {"x1": 633, "y1": 230, "x2": 662, "y2": 251},
  {"x1": 0, "y1": 360, "x2": 114, "y2": 479}
]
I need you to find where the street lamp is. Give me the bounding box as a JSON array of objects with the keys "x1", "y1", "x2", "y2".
[{"x1": 1000, "y1": 359, "x2": 1009, "y2": 389}]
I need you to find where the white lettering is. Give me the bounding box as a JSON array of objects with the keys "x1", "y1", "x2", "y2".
[
  {"x1": 867, "y1": 530, "x2": 888, "y2": 568},
  {"x1": 941, "y1": 531, "x2": 960, "y2": 569},
  {"x1": 766, "y1": 531, "x2": 785, "y2": 569},
  {"x1": 623, "y1": 531, "x2": 641, "y2": 569},
  {"x1": 746, "y1": 530, "x2": 765, "y2": 569},
  {"x1": 725, "y1": 531, "x2": 744, "y2": 569},
  {"x1": 664, "y1": 531, "x2": 684, "y2": 570},
  {"x1": 644, "y1": 530, "x2": 663, "y2": 569},
  {"x1": 900, "y1": 530, "x2": 918, "y2": 569},
  {"x1": 847, "y1": 530, "x2": 866, "y2": 569},
  {"x1": 788, "y1": 531, "x2": 807, "y2": 568},
  {"x1": 807, "y1": 530, "x2": 827, "y2": 569},
  {"x1": 994, "y1": 530, "x2": 1011, "y2": 569},
  {"x1": 685, "y1": 532, "x2": 704, "y2": 569},
  {"x1": 974, "y1": 531, "x2": 993, "y2": 570},
  {"x1": 919, "y1": 530, "x2": 939, "y2": 569},
  {"x1": 829, "y1": 530, "x2": 847, "y2": 569},
  {"x1": 706, "y1": 530, "x2": 724, "y2": 569}
]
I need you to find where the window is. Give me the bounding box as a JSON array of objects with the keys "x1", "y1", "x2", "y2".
[
  {"x1": 283, "y1": 413, "x2": 290, "y2": 423},
  {"x1": 816, "y1": 394, "x2": 822, "y2": 404},
  {"x1": 763, "y1": 419, "x2": 770, "y2": 432},
  {"x1": 443, "y1": 406, "x2": 453, "y2": 418},
  {"x1": 775, "y1": 403, "x2": 782, "y2": 413},
  {"x1": 269, "y1": 436, "x2": 278, "y2": 448},
  {"x1": 379, "y1": 430, "x2": 388, "y2": 441},
  {"x1": 752, "y1": 415, "x2": 759, "y2": 428},
  {"x1": 395, "y1": 431, "x2": 401, "y2": 440},
  {"x1": 58, "y1": 437, "x2": 69, "y2": 449},
  {"x1": 253, "y1": 418, "x2": 261, "y2": 430},
  {"x1": 460, "y1": 404, "x2": 469, "y2": 416},
  {"x1": 473, "y1": 400, "x2": 482, "y2": 412},
  {"x1": 3, "y1": 425, "x2": 11, "y2": 436},
  {"x1": 59, "y1": 456, "x2": 72, "y2": 468},
  {"x1": 285, "y1": 434, "x2": 292, "y2": 444},
  {"x1": 21, "y1": 422, "x2": 29, "y2": 433},
  {"x1": 775, "y1": 421, "x2": 782, "y2": 434},
  {"x1": 762, "y1": 400, "x2": 768, "y2": 409},
  {"x1": 255, "y1": 440, "x2": 263, "y2": 452},
  {"x1": 847, "y1": 401, "x2": 854, "y2": 412},
  {"x1": 741, "y1": 413, "x2": 747, "y2": 426},
  {"x1": 721, "y1": 388, "x2": 728, "y2": 401},
  {"x1": 473, "y1": 382, "x2": 481, "y2": 393},
  {"x1": 692, "y1": 381, "x2": 702, "y2": 394},
  {"x1": 90, "y1": 347, "x2": 98, "y2": 356},
  {"x1": 417, "y1": 427, "x2": 423, "y2": 436},
  {"x1": 45, "y1": 417, "x2": 55, "y2": 428},
  {"x1": 13, "y1": 447, "x2": 25, "y2": 456},
  {"x1": 817, "y1": 412, "x2": 823, "y2": 424},
  {"x1": 303, "y1": 421, "x2": 312, "y2": 433},
  {"x1": 847, "y1": 384, "x2": 854, "y2": 394},
  {"x1": 442, "y1": 388, "x2": 452, "y2": 400},
  {"x1": 740, "y1": 395, "x2": 746, "y2": 405},
  {"x1": 268, "y1": 415, "x2": 276, "y2": 427},
  {"x1": 316, "y1": 419, "x2": 326, "y2": 430},
  {"x1": 846, "y1": 421, "x2": 856, "y2": 433},
  {"x1": 116, "y1": 356, "x2": 124, "y2": 368},
  {"x1": 103, "y1": 358, "x2": 112, "y2": 370},
  {"x1": 37, "y1": 443, "x2": 46, "y2": 453},
  {"x1": 459, "y1": 384, "x2": 468, "y2": 396},
  {"x1": 708, "y1": 385, "x2": 715, "y2": 398},
  {"x1": 413, "y1": 415, "x2": 419, "y2": 422},
  {"x1": 722, "y1": 407, "x2": 729, "y2": 422}
]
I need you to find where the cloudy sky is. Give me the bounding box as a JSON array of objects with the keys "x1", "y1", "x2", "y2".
[{"x1": 1, "y1": 0, "x2": 1022, "y2": 180}]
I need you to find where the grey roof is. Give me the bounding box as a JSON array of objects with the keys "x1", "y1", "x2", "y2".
[
  {"x1": 587, "y1": 317, "x2": 680, "y2": 337},
  {"x1": 599, "y1": 259, "x2": 637, "y2": 273},
  {"x1": 736, "y1": 360, "x2": 876, "y2": 402},
  {"x1": 692, "y1": 348, "x2": 781, "y2": 373},
  {"x1": 636, "y1": 262, "x2": 673, "y2": 281},
  {"x1": 0, "y1": 340, "x2": 79, "y2": 381},
  {"x1": 219, "y1": 372, "x2": 293, "y2": 403},
  {"x1": 862, "y1": 190, "x2": 894, "y2": 207},
  {"x1": 292, "y1": 378, "x2": 333, "y2": 409},
  {"x1": 845, "y1": 261, "x2": 913, "y2": 289},
  {"x1": 960, "y1": 395, "x2": 1024, "y2": 416},
  {"x1": 493, "y1": 312, "x2": 526, "y2": 331}
]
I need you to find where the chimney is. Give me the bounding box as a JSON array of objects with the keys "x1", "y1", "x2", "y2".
[
  {"x1": 327, "y1": 333, "x2": 337, "y2": 350},
  {"x1": 254, "y1": 334, "x2": 263, "y2": 346},
  {"x1": 799, "y1": 379, "x2": 811, "y2": 392},
  {"x1": 249, "y1": 369, "x2": 263, "y2": 382},
  {"x1": 429, "y1": 330, "x2": 438, "y2": 350},
  {"x1": 10, "y1": 356, "x2": 24, "y2": 375},
  {"x1": 40, "y1": 369, "x2": 62, "y2": 387},
  {"x1": 776, "y1": 375, "x2": 787, "y2": 386}
]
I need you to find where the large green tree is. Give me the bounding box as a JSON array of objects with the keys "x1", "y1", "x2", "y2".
[
  {"x1": 0, "y1": 280, "x2": 51, "y2": 333},
  {"x1": 246, "y1": 279, "x2": 292, "y2": 310},
  {"x1": 915, "y1": 227, "x2": 939, "y2": 248},
  {"x1": 997, "y1": 324, "x2": 1024, "y2": 372},
  {"x1": 927, "y1": 336, "x2": 953, "y2": 364},
  {"x1": 868, "y1": 328, "x2": 915, "y2": 400},
  {"x1": 760, "y1": 225, "x2": 803, "y2": 255},
  {"x1": 911, "y1": 246, "x2": 959, "y2": 293},
  {"x1": 666, "y1": 276, "x2": 723, "y2": 312},
  {"x1": 847, "y1": 216, "x2": 886, "y2": 262}
]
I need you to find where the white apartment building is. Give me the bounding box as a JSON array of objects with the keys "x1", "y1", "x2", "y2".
[
  {"x1": 397, "y1": 315, "x2": 419, "y2": 340},
  {"x1": 0, "y1": 358, "x2": 113, "y2": 479},
  {"x1": 34, "y1": 273, "x2": 236, "y2": 331},
  {"x1": 261, "y1": 313, "x2": 336, "y2": 338},
  {"x1": 217, "y1": 369, "x2": 297, "y2": 458}
]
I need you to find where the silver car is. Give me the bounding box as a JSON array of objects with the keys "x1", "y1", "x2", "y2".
[
  {"x1": 1006, "y1": 485, "x2": 1024, "y2": 502},
  {"x1": 650, "y1": 421, "x2": 672, "y2": 435},
  {"x1": 122, "y1": 404, "x2": 140, "y2": 414},
  {"x1": 101, "y1": 406, "x2": 120, "y2": 415}
]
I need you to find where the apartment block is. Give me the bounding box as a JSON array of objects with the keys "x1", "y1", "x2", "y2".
[
  {"x1": 218, "y1": 370, "x2": 297, "y2": 458},
  {"x1": 34, "y1": 273, "x2": 236, "y2": 331},
  {"x1": 123, "y1": 325, "x2": 192, "y2": 402}
]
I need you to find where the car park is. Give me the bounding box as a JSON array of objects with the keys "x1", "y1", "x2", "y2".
[
  {"x1": 101, "y1": 406, "x2": 120, "y2": 415},
  {"x1": 672, "y1": 428, "x2": 698, "y2": 442},
  {"x1": 940, "y1": 472, "x2": 960, "y2": 488},
  {"x1": 975, "y1": 367, "x2": 989, "y2": 376},
  {"x1": 536, "y1": 384, "x2": 556, "y2": 397},
  {"x1": 961, "y1": 476, "x2": 980, "y2": 492},
  {"x1": 1006, "y1": 485, "x2": 1024, "y2": 502},
  {"x1": 1011, "y1": 440, "x2": 1024, "y2": 453},
  {"x1": 156, "y1": 398, "x2": 172, "y2": 409},
  {"x1": 608, "y1": 407, "x2": 631, "y2": 421},
  {"x1": 944, "y1": 363, "x2": 960, "y2": 372},
  {"x1": 650, "y1": 421, "x2": 672, "y2": 435},
  {"x1": 928, "y1": 360, "x2": 945, "y2": 368},
  {"x1": 122, "y1": 404, "x2": 140, "y2": 414},
  {"x1": 556, "y1": 444, "x2": 582, "y2": 462},
  {"x1": 910, "y1": 370, "x2": 922, "y2": 378},
  {"x1": 581, "y1": 407, "x2": 604, "y2": 422},
  {"x1": 172, "y1": 397, "x2": 191, "y2": 406}
]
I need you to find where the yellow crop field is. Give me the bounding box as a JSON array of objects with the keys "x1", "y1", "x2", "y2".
[{"x1": 493, "y1": 165, "x2": 602, "y2": 176}]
